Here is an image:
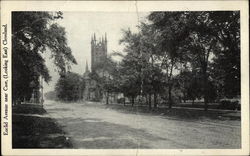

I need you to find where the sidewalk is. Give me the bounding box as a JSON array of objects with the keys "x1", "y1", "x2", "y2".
[{"x1": 12, "y1": 104, "x2": 72, "y2": 148}]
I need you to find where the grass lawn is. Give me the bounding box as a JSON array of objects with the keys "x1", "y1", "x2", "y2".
[{"x1": 104, "y1": 103, "x2": 241, "y2": 122}]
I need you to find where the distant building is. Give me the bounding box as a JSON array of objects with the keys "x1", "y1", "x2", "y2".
[{"x1": 83, "y1": 33, "x2": 107, "y2": 101}]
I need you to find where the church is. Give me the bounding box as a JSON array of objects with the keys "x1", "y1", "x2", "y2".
[{"x1": 83, "y1": 33, "x2": 108, "y2": 101}]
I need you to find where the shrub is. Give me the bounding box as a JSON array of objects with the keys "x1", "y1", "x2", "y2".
[
  {"x1": 117, "y1": 98, "x2": 125, "y2": 104},
  {"x1": 218, "y1": 99, "x2": 240, "y2": 110}
]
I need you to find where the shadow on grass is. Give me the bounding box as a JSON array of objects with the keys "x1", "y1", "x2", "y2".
[{"x1": 12, "y1": 104, "x2": 73, "y2": 148}]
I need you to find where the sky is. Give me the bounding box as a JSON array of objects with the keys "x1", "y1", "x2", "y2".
[{"x1": 44, "y1": 12, "x2": 148, "y2": 92}]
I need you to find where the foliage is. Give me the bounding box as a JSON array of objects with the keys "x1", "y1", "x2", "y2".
[
  {"x1": 12, "y1": 11, "x2": 77, "y2": 103},
  {"x1": 92, "y1": 56, "x2": 121, "y2": 103},
  {"x1": 115, "y1": 11, "x2": 240, "y2": 110},
  {"x1": 55, "y1": 72, "x2": 84, "y2": 101},
  {"x1": 118, "y1": 30, "x2": 142, "y2": 102},
  {"x1": 174, "y1": 69, "x2": 202, "y2": 102},
  {"x1": 218, "y1": 99, "x2": 240, "y2": 110},
  {"x1": 148, "y1": 11, "x2": 240, "y2": 110},
  {"x1": 210, "y1": 11, "x2": 240, "y2": 98},
  {"x1": 147, "y1": 12, "x2": 193, "y2": 108}
]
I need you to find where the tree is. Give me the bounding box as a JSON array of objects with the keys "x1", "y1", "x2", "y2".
[
  {"x1": 118, "y1": 27, "x2": 164, "y2": 108},
  {"x1": 116, "y1": 11, "x2": 240, "y2": 111},
  {"x1": 119, "y1": 51, "x2": 142, "y2": 106},
  {"x1": 55, "y1": 72, "x2": 84, "y2": 101},
  {"x1": 139, "y1": 23, "x2": 166, "y2": 109},
  {"x1": 118, "y1": 29, "x2": 143, "y2": 106},
  {"x1": 12, "y1": 12, "x2": 77, "y2": 104},
  {"x1": 94, "y1": 56, "x2": 120, "y2": 104},
  {"x1": 180, "y1": 11, "x2": 240, "y2": 110},
  {"x1": 175, "y1": 69, "x2": 203, "y2": 104},
  {"x1": 148, "y1": 12, "x2": 190, "y2": 109},
  {"x1": 149, "y1": 11, "x2": 240, "y2": 110},
  {"x1": 209, "y1": 11, "x2": 240, "y2": 98},
  {"x1": 182, "y1": 31, "x2": 215, "y2": 110}
]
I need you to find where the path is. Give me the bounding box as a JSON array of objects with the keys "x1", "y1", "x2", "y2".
[{"x1": 43, "y1": 100, "x2": 241, "y2": 149}]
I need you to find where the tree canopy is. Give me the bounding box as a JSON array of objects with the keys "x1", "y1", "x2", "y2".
[
  {"x1": 12, "y1": 11, "x2": 77, "y2": 103},
  {"x1": 108, "y1": 11, "x2": 240, "y2": 110},
  {"x1": 55, "y1": 72, "x2": 84, "y2": 101}
]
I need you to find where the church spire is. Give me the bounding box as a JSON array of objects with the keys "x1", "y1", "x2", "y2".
[
  {"x1": 105, "y1": 32, "x2": 107, "y2": 42},
  {"x1": 85, "y1": 60, "x2": 89, "y2": 72}
]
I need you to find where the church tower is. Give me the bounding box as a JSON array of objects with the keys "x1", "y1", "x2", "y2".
[{"x1": 91, "y1": 33, "x2": 107, "y2": 72}]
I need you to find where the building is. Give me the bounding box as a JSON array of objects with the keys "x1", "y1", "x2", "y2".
[
  {"x1": 91, "y1": 33, "x2": 107, "y2": 72},
  {"x1": 83, "y1": 33, "x2": 107, "y2": 101}
]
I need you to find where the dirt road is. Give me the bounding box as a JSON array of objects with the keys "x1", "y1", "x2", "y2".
[{"x1": 43, "y1": 100, "x2": 241, "y2": 149}]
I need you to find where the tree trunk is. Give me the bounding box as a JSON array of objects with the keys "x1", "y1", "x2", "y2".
[
  {"x1": 203, "y1": 68, "x2": 208, "y2": 111},
  {"x1": 183, "y1": 92, "x2": 186, "y2": 103},
  {"x1": 123, "y1": 97, "x2": 126, "y2": 106},
  {"x1": 106, "y1": 92, "x2": 109, "y2": 105},
  {"x1": 168, "y1": 85, "x2": 173, "y2": 109},
  {"x1": 148, "y1": 94, "x2": 152, "y2": 109},
  {"x1": 204, "y1": 89, "x2": 208, "y2": 111},
  {"x1": 153, "y1": 93, "x2": 157, "y2": 109},
  {"x1": 168, "y1": 60, "x2": 174, "y2": 109},
  {"x1": 131, "y1": 96, "x2": 134, "y2": 107}
]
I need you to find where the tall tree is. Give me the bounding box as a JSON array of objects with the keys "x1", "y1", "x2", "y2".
[
  {"x1": 148, "y1": 12, "x2": 190, "y2": 108},
  {"x1": 119, "y1": 29, "x2": 142, "y2": 106},
  {"x1": 148, "y1": 11, "x2": 240, "y2": 110},
  {"x1": 139, "y1": 23, "x2": 166, "y2": 109},
  {"x1": 209, "y1": 11, "x2": 240, "y2": 98},
  {"x1": 12, "y1": 12, "x2": 77, "y2": 104},
  {"x1": 181, "y1": 11, "x2": 240, "y2": 110}
]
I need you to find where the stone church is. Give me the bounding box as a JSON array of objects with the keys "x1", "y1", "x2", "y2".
[{"x1": 83, "y1": 33, "x2": 107, "y2": 101}]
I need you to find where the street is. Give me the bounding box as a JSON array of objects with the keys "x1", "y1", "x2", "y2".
[{"x1": 43, "y1": 100, "x2": 241, "y2": 149}]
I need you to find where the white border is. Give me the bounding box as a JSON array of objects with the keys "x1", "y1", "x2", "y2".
[{"x1": 1, "y1": 1, "x2": 249, "y2": 155}]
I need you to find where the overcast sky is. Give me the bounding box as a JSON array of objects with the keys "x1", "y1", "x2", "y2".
[{"x1": 44, "y1": 12, "x2": 148, "y2": 92}]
